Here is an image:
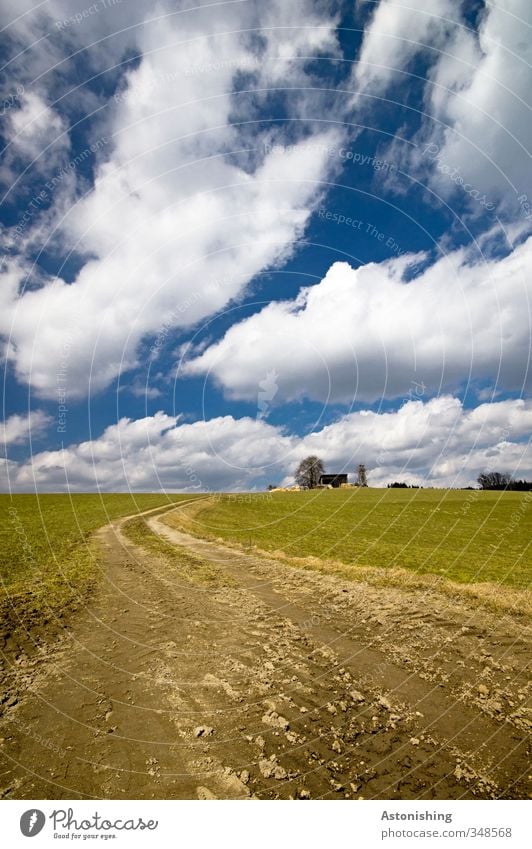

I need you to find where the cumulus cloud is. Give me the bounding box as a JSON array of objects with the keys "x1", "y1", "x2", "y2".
[
  {"x1": 2, "y1": 397, "x2": 531, "y2": 492},
  {"x1": 0, "y1": 410, "x2": 52, "y2": 447},
  {"x1": 4, "y1": 411, "x2": 292, "y2": 493},
  {"x1": 1, "y1": 0, "x2": 343, "y2": 400},
  {"x1": 182, "y1": 237, "x2": 532, "y2": 405},
  {"x1": 297, "y1": 395, "x2": 532, "y2": 488}
]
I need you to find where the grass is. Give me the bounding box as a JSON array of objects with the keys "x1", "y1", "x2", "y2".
[
  {"x1": 0, "y1": 493, "x2": 201, "y2": 635},
  {"x1": 166, "y1": 488, "x2": 532, "y2": 590}
]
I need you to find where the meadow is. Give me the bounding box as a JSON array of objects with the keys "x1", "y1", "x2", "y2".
[
  {"x1": 2, "y1": 489, "x2": 530, "y2": 639},
  {"x1": 0, "y1": 493, "x2": 199, "y2": 634},
  {"x1": 173, "y1": 488, "x2": 532, "y2": 589}
]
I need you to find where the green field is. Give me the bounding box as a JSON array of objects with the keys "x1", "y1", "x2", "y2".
[
  {"x1": 176, "y1": 489, "x2": 532, "y2": 589},
  {"x1": 2, "y1": 489, "x2": 530, "y2": 638},
  {"x1": 0, "y1": 493, "x2": 200, "y2": 633}
]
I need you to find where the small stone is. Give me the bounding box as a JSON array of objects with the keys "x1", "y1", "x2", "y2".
[
  {"x1": 298, "y1": 788, "x2": 311, "y2": 799},
  {"x1": 350, "y1": 690, "x2": 365, "y2": 703},
  {"x1": 194, "y1": 726, "x2": 214, "y2": 738},
  {"x1": 197, "y1": 786, "x2": 218, "y2": 799},
  {"x1": 259, "y1": 759, "x2": 275, "y2": 779},
  {"x1": 478, "y1": 684, "x2": 490, "y2": 697},
  {"x1": 240, "y1": 770, "x2": 250, "y2": 785},
  {"x1": 326, "y1": 703, "x2": 337, "y2": 715},
  {"x1": 409, "y1": 737, "x2": 420, "y2": 746},
  {"x1": 262, "y1": 710, "x2": 290, "y2": 731},
  {"x1": 331, "y1": 739, "x2": 342, "y2": 753}
]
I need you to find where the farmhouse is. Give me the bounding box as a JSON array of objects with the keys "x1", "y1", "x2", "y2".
[{"x1": 319, "y1": 473, "x2": 348, "y2": 488}]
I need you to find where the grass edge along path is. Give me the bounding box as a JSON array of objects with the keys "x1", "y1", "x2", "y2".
[
  {"x1": 0, "y1": 494, "x2": 201, "y2": 643},
  {"x1": 161, "y1": 491, "x2": 532, "y2": 618},
  {"x1": 122, "y1": 514, "x2": 235, "y2": 588}
]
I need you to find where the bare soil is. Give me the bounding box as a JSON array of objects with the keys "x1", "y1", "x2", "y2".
[{"x1": 0, "y1": 504, "x2": 530, "y2": 800}]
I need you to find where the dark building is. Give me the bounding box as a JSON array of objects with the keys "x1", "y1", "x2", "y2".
[{"x1": 319, "y1": 473, "x2": 348, "y2": 488}]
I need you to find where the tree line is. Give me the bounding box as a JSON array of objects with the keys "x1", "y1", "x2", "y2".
[{"x1": 477, "y1": 472, "x2": 532, "y2": 491}]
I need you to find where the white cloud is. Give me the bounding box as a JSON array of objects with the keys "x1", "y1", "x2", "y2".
[
  {"x1": 352, "y1": 0, "x2": 532, "y2": 215},
  {"x1": 297, "y1": 395, "x2": 532, "y2": 488},
  {"x1": 7, "y1": 90, "x2": 69, "y2": 162},
  {"x1": 3, "y1": 396, "x2": 531, "y2": 492},
  {"x1": 2, "y1": 0, "x2": 531, "y2": 491},
  {"x1": 4, "y1": 412, "x2": 293, "y2": 493},
  {"x1": 0, "y1": 410, "x2": 52, "y2": 447},
  {"x1": 1, "y1": 0, "x2": 343, "y2": 400},
  {"x1": 352, "y1": 0, "x2": 458, "y2": 101},
  {"x1": 182, "y1": 237, "x2": 532, "y2": 404},
  {"x1": 422, "y1": 0, "x2": 532, "y2": 211},
  {"x1": 0, "y1": 90, "x2": 71, "y2": 194},
  {"x1": 0, "y1": 0, "x2": 147, "y2": 74}
]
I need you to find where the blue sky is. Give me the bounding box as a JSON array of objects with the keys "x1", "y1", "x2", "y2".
[{"x1": 1, "y1": 0, "x2": 531, "y2": 492}]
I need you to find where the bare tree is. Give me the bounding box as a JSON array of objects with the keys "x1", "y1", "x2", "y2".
[{"x1": 295, "y1": 456, "x2": 325, "y2": 489}]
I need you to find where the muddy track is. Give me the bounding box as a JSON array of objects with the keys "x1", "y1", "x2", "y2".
[{"x1": 0, "y1": 502, "x2": 530, "y2": 800}]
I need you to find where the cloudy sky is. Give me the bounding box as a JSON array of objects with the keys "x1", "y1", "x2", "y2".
[{"x1": 1, "y1": 0, "x2": 531, "y2": 492}]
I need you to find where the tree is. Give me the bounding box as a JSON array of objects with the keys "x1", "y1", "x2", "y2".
[
  {"x1": 477, "y1": 472, "x2": 513, "y2": 490},
  {"x1": 508, "y1": 479, "x2": 532, "y2": 491},
  {"x1": 295, "y1": 455, "x2": 325, "y2": 489}
]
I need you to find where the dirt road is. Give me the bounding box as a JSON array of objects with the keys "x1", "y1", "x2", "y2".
[{"x1": 0, "y1": 503, "x2": 530, "y2": 799}]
